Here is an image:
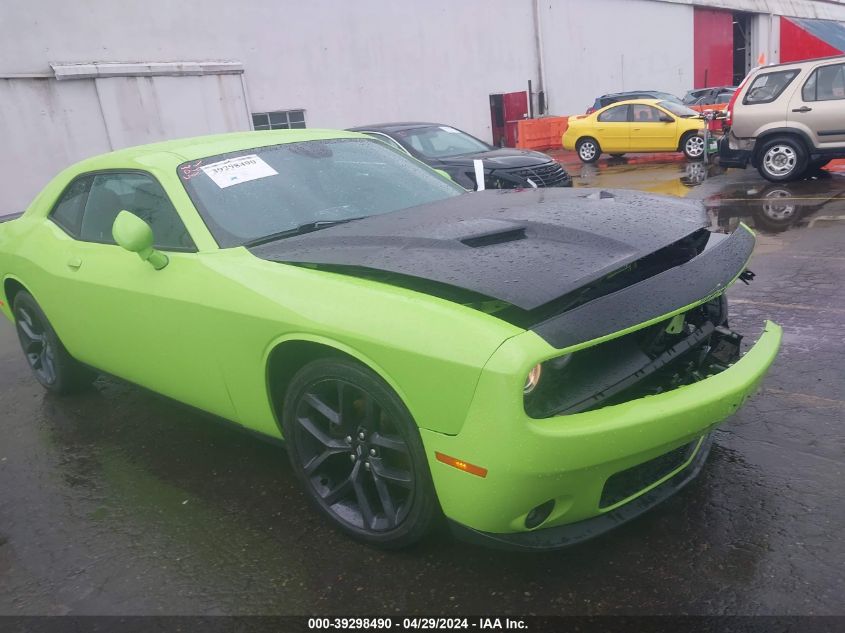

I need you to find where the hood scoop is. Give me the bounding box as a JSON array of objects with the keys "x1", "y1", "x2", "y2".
[
  {"x1": 461, "y1": 226, "x2": 526, "y2": 248},
  {"x1": 249, "y1": 188, "x2": 708, "y2": 311}
]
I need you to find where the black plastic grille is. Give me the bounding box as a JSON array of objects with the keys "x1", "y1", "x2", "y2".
[
  {"x1": 600, "y1": 440, "x2": 698, "y2": 508},
  {"x1": 510, "y1": 162, "x2": 570, "y2": 187}
]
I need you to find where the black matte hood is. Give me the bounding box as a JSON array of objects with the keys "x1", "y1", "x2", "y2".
[
  {"x1": 434, "y1": 148, "x2": 555, "y2": 170},
  {"x1": 249, "y1": 188, "x2": 708, "y2": 311}
]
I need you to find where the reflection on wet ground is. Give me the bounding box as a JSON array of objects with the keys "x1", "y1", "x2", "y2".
[
  {"x1": 561, "y1": 152, "x2": 845, "y2": 236},
  {"x1": 571, "y1": 157, "x2": 720, "y2": 197},
  {"x1": 0, "y1": 158, "x2": 843, "y2": 615},
  {"x1": 703, "y1": 173, "x2": 845, "y2": 234}
]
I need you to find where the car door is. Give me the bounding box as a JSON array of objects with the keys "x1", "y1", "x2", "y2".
[
  {"x1": 789, "y1": 61, "x2": 845, "y2": 150},
  {"x1": 594, "y1": 104, "x2": 631, "y2": 152},
  {"x1": 629, "y1": 104, "x2": 677, "y2": 151},
  {"x1": 43, "y1": 170, "x2": 237, "y2": 418}
]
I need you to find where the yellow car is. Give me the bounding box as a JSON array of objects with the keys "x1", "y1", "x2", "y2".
[{"x1": 563, "y1": 99, "x2": 706, "y2": 163}]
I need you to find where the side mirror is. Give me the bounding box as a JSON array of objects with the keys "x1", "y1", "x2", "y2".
[
  {"x1": 659, "y1": 114, "x2": 675, "y2": 123},
  {"x1": 112, "y1": 211, "x2": 168, "y2": 270}
]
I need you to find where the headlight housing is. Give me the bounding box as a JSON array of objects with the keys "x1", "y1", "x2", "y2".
[{"x1": 523, "y1": 363, "x2": 543, "y2": 394}]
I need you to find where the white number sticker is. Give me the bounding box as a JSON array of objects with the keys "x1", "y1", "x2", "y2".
[{"x1": 201, "y1": 155, "x2": 278, "y2": 189}]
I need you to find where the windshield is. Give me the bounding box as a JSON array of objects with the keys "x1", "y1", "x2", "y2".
[
  {"x1": 657, "y1": 101, "x2": 700, "y2": 117},
  {"x1": 179, "y1": 138, "x2": 465, "y2": 247},
  {"x1": 653, "y1": 92, "x2": 683, "y2": 103},
  {"x1": 392, "y1": 126, "x2": 491, "y2": 159}
]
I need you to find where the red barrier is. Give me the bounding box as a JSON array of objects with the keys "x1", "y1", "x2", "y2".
[{"x1": 515, "y1": 117, "x2": 569, "y2": 150}]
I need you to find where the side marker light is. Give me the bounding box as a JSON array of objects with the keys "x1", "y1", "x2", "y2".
[{"x1": 435, "y1": 452, "x2": 488, "y2": 478}]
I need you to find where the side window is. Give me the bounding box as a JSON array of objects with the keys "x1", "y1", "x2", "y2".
[
  {"x1": 802, "y1": 63, "x2": 845, "y2": 102},
  {"x1": 598, "y1": 105, "x2": 629, "y2": 122},
  {"x1": 79, "y1": 173, "x2": 195, "y2": 251},
  {"x1": 631, "y1": 105, "x2": 663, "y2": 122},
  {"x1": 49, "y1": 176, "x2": 94, "y2": 237},
  {"x1": 743, "y1": 70, "x2": 799, "y2": 104}
]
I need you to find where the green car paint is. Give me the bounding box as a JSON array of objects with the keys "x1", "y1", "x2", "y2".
[{"x1": 0, "y1": 129, "x2": 780, "y2": 548}]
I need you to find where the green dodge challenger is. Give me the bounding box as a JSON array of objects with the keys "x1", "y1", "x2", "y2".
[{"x1": 0, "y1": 130, "x2": 781, "y2": 550}]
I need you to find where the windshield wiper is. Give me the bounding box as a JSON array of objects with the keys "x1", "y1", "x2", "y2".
[{"x1": 243, "y1": 217, "x2": 363, "y2": 247}]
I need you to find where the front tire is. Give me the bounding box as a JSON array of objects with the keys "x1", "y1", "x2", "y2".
[
  {"x1": 281, "y1": 357, "x2": 438, "y2": 548},
  {"x1": 576, "y1": 137, "x2": 601, "y2": 163},
  {"x1": 12, "y1": 291, "x2": 95, "y2": 394},
  {"x1": 757, "y1": 136, "x2": 808, "y2": 182},
  {"x1": 682, "y1": 133, "x2": 706, "y2": 160}
]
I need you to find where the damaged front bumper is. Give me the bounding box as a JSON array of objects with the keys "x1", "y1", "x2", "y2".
[{"x1": 419, "y1": 320, "x2": 781, "y2": 550}]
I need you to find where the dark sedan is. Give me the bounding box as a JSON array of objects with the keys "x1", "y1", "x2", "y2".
[
  {"x1": 682, "y1": 86, "x2": 736, "y2": 106},
  {"x1": 587, "y1": 90, "x2": 683, "y2": 113},
  {"x1": 348, "y1": 122, "x2": 571, "y2": 191}
]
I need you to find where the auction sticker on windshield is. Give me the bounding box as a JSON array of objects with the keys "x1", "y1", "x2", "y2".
[{"x1": 201, "y1": 155, "x2": 278, "y2": 188}]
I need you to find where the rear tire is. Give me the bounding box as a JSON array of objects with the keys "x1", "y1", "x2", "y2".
[
  {"x1": 576, "y1": 138, "x2": 601, "y2": 163},
  {"x1": 281, "y1": 357, "x2": 438, "y2": 548},
  {"x1": 756, "y1": 136, "x2": 808, "y2": 182},
  {"x1": 12, "y1": 291, "x2": 95, "y2": 394}
]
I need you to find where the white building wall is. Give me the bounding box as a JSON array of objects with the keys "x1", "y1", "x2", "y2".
[
  {"x1": 0, "y1": 0, "x2": 841, "y2": 213},
  {"x1": 539, "y1": 0, "x2": 695, "y2": 115},
  {"x1": 0, "y1": 70, "x2": 250, "y2": 214},
  {"x1": 0, "y1": 0, "x2": 539, "y2": 141}
]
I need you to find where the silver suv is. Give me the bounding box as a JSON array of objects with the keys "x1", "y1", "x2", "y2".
[{"x1": 720, "y1": 55, "x2": 845, "y2": 182}]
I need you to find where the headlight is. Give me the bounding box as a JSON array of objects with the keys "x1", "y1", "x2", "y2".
[{"x1": 523, "y1": 363, "x2": 543, "y2": 394}]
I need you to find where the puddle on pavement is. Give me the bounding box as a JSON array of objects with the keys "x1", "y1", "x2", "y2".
[
  {"x1": 704, "y1": 173, "x2": 845, "y2": 234},
  {"x1": 572, "y1": 159, "x2": 722, "y2": 197},
  {"x1": 568, "y1": 156, "x2": 845, "y2": 235}
]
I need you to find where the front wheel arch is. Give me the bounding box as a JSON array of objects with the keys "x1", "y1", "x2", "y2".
[{"x1": 265, "y1": 336, "x2": 408, "y2": 438}]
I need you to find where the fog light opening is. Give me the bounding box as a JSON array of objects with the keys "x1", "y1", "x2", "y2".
[{"x1": 524, "y1": 499, "x2": 555, "y2": 529}]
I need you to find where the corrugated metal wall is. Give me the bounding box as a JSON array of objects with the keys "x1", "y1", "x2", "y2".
[{"x1": 0, "y1": 71, "x2": 249, "y2": 214}]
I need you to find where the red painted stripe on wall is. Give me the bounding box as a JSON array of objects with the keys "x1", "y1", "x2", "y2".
[{"x1": 780, "y1": 17, "x2": 842, "y2": 63}]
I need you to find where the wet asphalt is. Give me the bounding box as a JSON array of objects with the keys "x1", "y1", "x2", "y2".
[{"x1": 1, "y1": 157, "x2": 843, "y2": 616}]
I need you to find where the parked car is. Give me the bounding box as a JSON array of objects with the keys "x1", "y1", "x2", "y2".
[
  {"x1": 564, "y1": 99, "x2": 707, "y2": 162},
  {"x1": 683, "y1": 86, "x2": 736, "y2": 106},
  {"x1": 0, "y1": 130, "x2": 780, "y2": 550},
  {"x1": 586, "y1": 90, "x2": 683, "y2": 114},
  {"x1": 349, "y1": 122, "x2": 571, "y2": 190},
  {"x1": 720, "y1": 55, "x2": 845, "y2": 182}
]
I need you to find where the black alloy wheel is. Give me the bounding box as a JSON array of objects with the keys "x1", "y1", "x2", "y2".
[
  {"x1": 12, "y1": 290, "x2": 95, "y2": 394},
  {"x1": 15, "y1": 303, "x2": 56, "y2": 386},
  {"x1": 282, "y1": 358, "x2": 437, "y2": 547}
]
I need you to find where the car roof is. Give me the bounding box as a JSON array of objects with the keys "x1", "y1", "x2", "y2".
[
  {"x1": 598, "y1": 98, "x2": 666, "y2": 107},
  {"x1": 753, "y1": 53, "x2": 845, "y2": 71},
  {"x1": 67, "y1": 129, "x2": 367, "y2": 172},
  {"x1": 348, "y1": 122, "x2": 445, "y2": 133},
  {"x1": 600, "y1": 90, "x2": 666, "y2": 98}
]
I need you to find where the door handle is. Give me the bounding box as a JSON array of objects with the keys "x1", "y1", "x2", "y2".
[
  {"x1": 67, "y1": 256, "x2": 82, "y2": 270},
  {"x1": 792, "y1": 106, "x2": 813, "y2": 113}
]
